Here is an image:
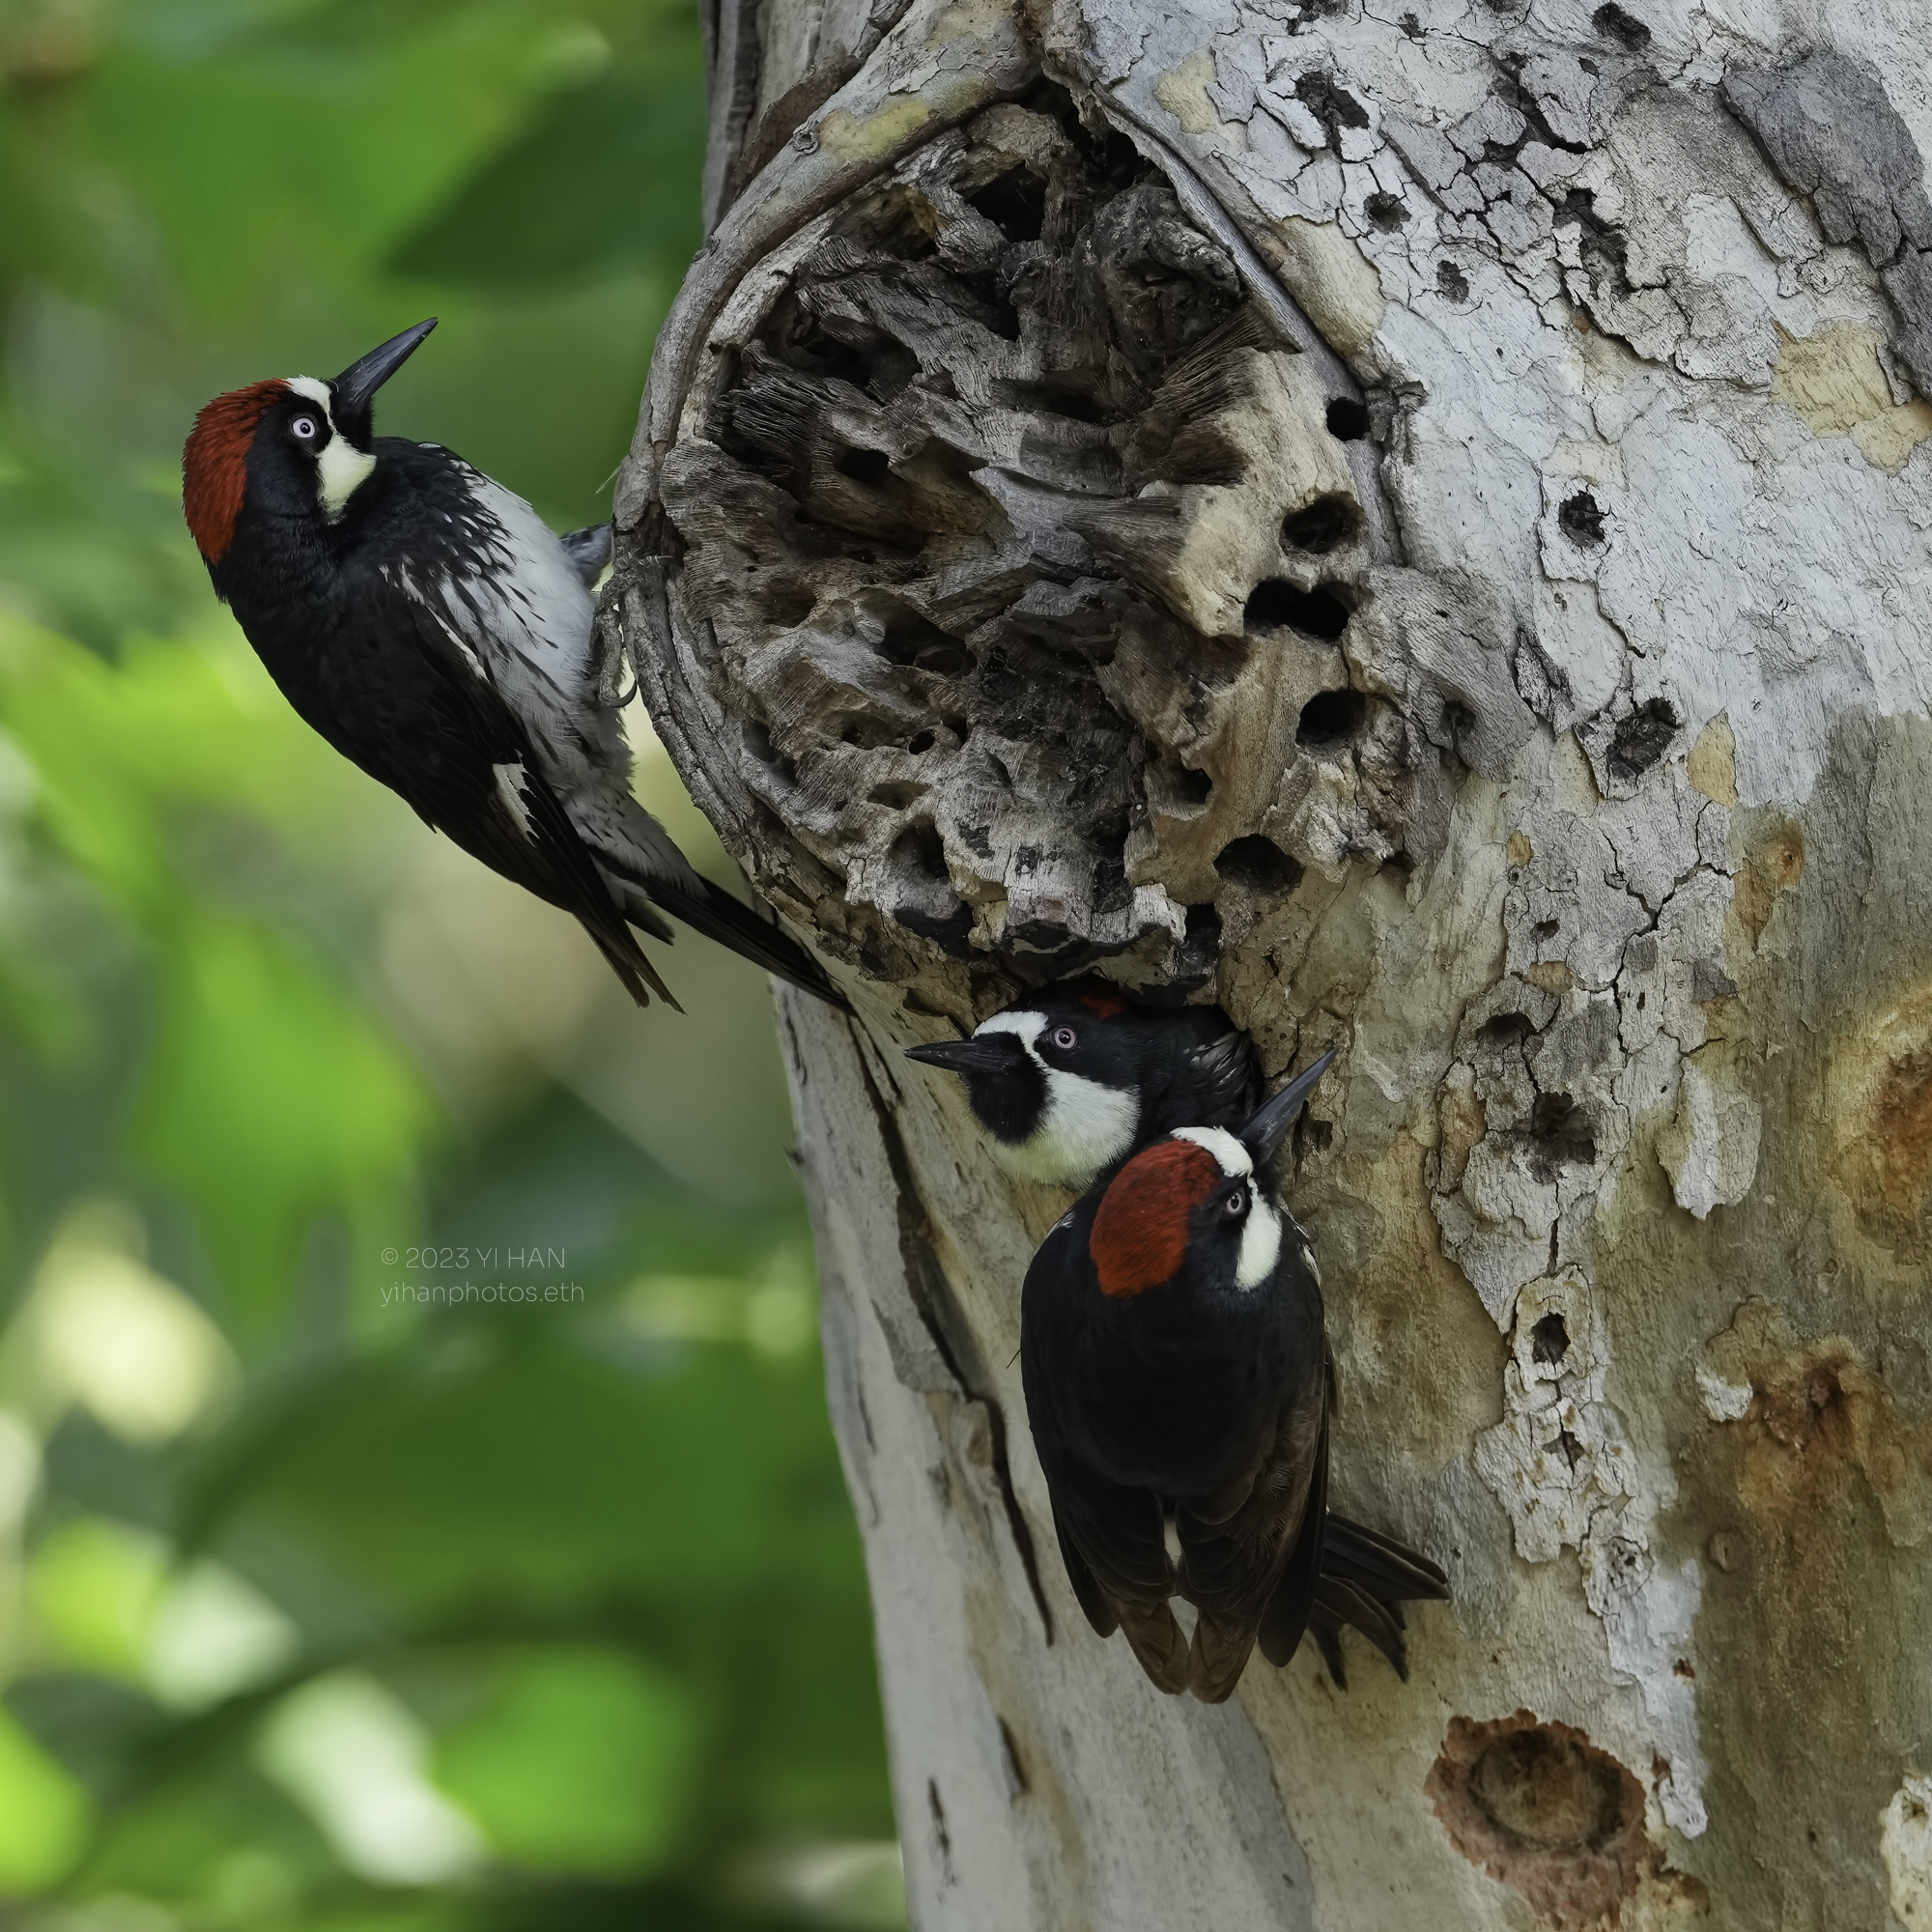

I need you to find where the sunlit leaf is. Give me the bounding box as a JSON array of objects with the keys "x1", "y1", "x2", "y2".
[
  {"x1": 0, "y1": 1700, "x2": 91, "y2": 1890},
  {"x1": 433, "y1": 1645, "x2": 696, "y2": 1875}
]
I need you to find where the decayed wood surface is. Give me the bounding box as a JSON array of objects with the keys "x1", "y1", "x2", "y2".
[{"x1": 616, "y1": 2, "x2": 1932, "y2": 1924}]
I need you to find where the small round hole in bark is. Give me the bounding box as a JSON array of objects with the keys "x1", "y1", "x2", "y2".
[
  {"x1": 1530, "y1": 1313, "x2": 1570, "y2": 1364},
  {"x1": 1592, "y1": 1, "x2": 1651, "y2": 48},
  {"x1": 1214, "y1": 836, "x2": 1304, "y2": 895},
  {"x1": 868, "y1": 781, "x2": 924, "y2": 810},
  {"x1": 1477, "y1": 1011, "x2": 1536, "y2": 1049},
  {"x1": 906, "y1": 729, "x2": 937, "y2": 755},
  {"x1": 1606, "y1": 698, "x2": 1679, "y2": 783},
  {"x1": 834, "y1": 445, "x2": 894, "y2": 488},
  {"x1": 1280, "y1": 495, "x2": 1362, "y2": 554},
  {"x1": 1558, "y1": 490, "x2": 1606, "y2": 545},
  {"x1": 1526, "y1": 1093, "x2": 1596, "y2": 1177},
  {"x1": 1364, "y1": 190, "x2": 1409, "y2": 230},
  {"x1": 1295, "y1": 688, "x2": 1368, "y2": 753},
  {"x1": 1246, "y1": 580, "x2": 1351, "y2": 639},
  {"x1": 1532, "y1": 918, "x2": 1559, "y2": 943},
  {"x1": 1325, "y1": 397, "x2": 1371, "y2": 441},
  {"x1": 1436, "y1": 259, "x2": 1470, "y2": 302}
]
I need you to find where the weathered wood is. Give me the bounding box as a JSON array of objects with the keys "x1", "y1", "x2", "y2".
[{"x1": 617, "y1": 1, "x2": 1932, "y2": 1922}]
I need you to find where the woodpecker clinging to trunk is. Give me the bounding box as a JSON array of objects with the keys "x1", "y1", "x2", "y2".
[
  {"x1": 183, "y1": 318, "x2": 844, "y2": 1011},
  {"x1": 904, "y1": 981, "x2": 1260, "y2": 1188},
  {"x1": 1019, "y1": 1048, "x2": 1448, "y2": 1700}
]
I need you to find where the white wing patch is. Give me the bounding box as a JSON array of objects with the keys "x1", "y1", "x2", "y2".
[
  {"x1": 492, "y1": 761, "x2": 535, "y2": 840},
  {"x1": 285, "y1": 376, "x2": 375, "y2": 520},
  {"x1": 979, "y1": 1010, "x2": 1138, "y2": 1186}
]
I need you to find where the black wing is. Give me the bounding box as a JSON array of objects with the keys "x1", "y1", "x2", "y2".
[
  {"x1": 1019, "y1": 1218, "x2": 1188, "y2": 1692},
  {"x1": 1179, "y1": 1021, "x2": 1262, "y2": 1126},
  {"x1": 1179, "y1": 1381, "x2": 1328, "y2": 1703},
  {"x1": 344, "y1": 588, "x2": 677, "y2": 1010}
]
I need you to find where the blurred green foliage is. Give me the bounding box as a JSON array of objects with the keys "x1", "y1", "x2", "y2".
[{"x1": 0, "y1": 1, "x2": 899, "y2": 1925}]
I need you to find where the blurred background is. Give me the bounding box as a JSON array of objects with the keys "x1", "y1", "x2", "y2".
[{"x1": 0, "y1": 1, "x2": 900, "y2": 1926}]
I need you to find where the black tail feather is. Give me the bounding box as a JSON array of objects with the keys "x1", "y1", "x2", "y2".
[
  {"x1": 1293, "y1": 1511, "x2": 1448, "y2": 1688},
  {"x1": 643, "y1": 875, "x2": 849, "y2": 1009}
]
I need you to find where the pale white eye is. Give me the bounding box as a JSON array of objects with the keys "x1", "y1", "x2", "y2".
[
  {"x1": 1223, "y1": 1188, "x2": 1246, "y2": 1217},
  {"x1": 1050, "y1": 1026, "x2": 1077, "y2": 1051},
  {"x1": 291, "y1": 415, "x2": 320, "y2": 440}
]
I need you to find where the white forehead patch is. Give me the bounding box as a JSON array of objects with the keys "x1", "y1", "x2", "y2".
[
  {"x1": 284, "y1": 375, "x2": 376, "y2": 521},
  {"x1": 978, "y1": 1009, "x2": 1045, "y2": 1047},
  {"x1": 1174, "y1": 1126, "x2": 1252, "y2": 1179}
]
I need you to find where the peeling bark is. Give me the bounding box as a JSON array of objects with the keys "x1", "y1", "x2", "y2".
[{"x1": 619, "y1": 1, "x2": 1932, "y2": 1923}]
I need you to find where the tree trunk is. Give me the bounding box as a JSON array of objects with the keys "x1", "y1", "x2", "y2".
[{"x1": 613, "y1": 1, "x2": 1932, "y2": 1923}]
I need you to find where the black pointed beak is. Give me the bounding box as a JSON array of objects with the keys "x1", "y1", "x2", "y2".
[
  {"x1": 905, "y1": 1034, "x2": 1027, "y2": 1078},
  {"x1": 1241, "y1": 1045, "x2": 1339, "y2": 1167},
  {"x1": 329, "y1": 318, "x2": 437, "y2": 442}
]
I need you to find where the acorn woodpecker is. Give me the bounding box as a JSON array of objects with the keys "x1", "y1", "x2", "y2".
[
  {"x1": 904, "y1": 981, "x2": 1259, "y2": 1187},
  {"x1": 1019, "y1": 1049, "x2": 1448, "y2": 1700},
  {"x1": 182, "y1": 318, "x2": 843, "y2": 1011}
]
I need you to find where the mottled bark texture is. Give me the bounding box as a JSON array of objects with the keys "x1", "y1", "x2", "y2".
[{"x1": 618, "y1": 2, "x2": 1932, "y2": 1924}]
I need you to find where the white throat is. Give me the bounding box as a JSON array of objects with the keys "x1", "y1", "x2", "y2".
[
  {"x1": 979, "y1": 1009, "x2": 1137, "y2": 1186},
  {"x1": 287, "y1": 375, "x2": 377, "y2": 521}
]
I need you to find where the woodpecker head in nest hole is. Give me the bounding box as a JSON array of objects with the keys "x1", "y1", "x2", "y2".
[{"x1": 904, "y1": 979, "x2": 1259, "y2": 1188}]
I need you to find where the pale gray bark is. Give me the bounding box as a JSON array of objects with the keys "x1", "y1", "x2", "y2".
[{"x1": 616, "y1": 2, "x2": 1932, "y2": 1924}]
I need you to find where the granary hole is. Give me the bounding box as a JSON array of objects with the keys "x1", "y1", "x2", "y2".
[
  {"x1": 1526, "y1": 1093, "x2": 1596, "y2": 1176},
  {"x1": 1530, "y1": 1313, "x2": 1571, "y2": 1364},
  {"x1": 1246, "y1": 580, "x2": 1351, "y2": 640},
  {"x1": 834, "y1": 445, "x2": 895, "y2": 489},
  {"x1": 1606, "y1": 698, "x2": 1679, "y2": 783},
  {"x1": 1477, "y1": 1011, "x2": 1536, "y2": 1050},
  {"x1": 1592, "y1": 2, "x2": 1651, "y2": 48},
  {"x1": 1296, "y1": 687, "x2": 1368, "y2": 753},
  {"x1": 891, "y1": 820, "x2": 950, "y2": 882},
  {"x1": 1214, "y1": 836, "x2": 1305, "y2": 896},
  {"x1": 966, "y1": 167, "x2": 1046, "y2": 242},
  {"x1": 1558, "y1": 490, "x2": 1606, "y2": 545},
  {"x1": 1281, "y1": 494, "x2": 1363, "y2": 555},
  {"x1": 1324, "y1": 396, "x2": 1371, "y2": 441},
  {"x1": 1364, "y1": 190, "x2": 1410, "y2": 230}
]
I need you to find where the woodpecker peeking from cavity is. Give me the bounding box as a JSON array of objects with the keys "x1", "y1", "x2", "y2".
[
  {"x1": 1020, "y1": 1048, "x2": 1448, "y2": 1700},
  {"x1": 183, "y1": 319, "x2": 844, "y2": 1011},
  {"x1": 904, "y1": 980, "x2": 1260, "y2": 1189}
]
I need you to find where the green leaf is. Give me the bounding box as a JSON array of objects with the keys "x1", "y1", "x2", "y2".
[
  {"x1": 0, "y1": 1701, "x2": 92, "y2": 1890},
  {"x1": 128, "y1": 910, "x2": 431, "y2": 1328},
  {"x1": 433, "y1": 1646, "x2": 696, "y2": 1875},
  {"x1": 392, "y1": 56, "x2": 707, "y2": 289}
]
